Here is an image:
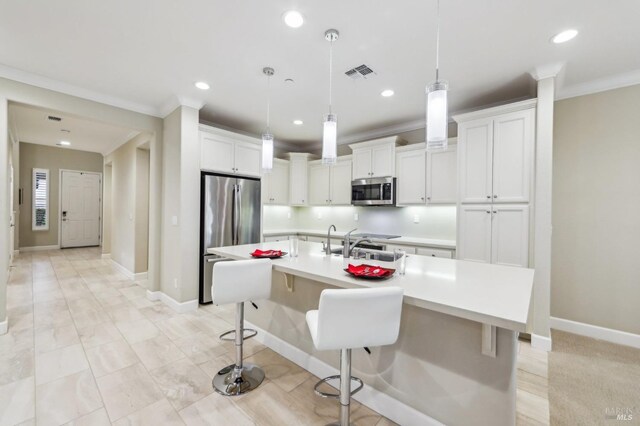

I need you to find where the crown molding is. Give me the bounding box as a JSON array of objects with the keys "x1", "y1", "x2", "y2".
[
  {"x1": 529, "y1": 62, "x2": 565, "y2": 81},
  {"x1": 158, "y1": 96, "x2": 205, "y2": 118},
  {"x1": 338, "y1": 118, "x2": 425, "y2": 146},
  {"x1": 556, "y1": 68, "x2": 640, "y2": 100},
  {"x1": 0, "y1": 63, "x2": 162, "y2": 117}
]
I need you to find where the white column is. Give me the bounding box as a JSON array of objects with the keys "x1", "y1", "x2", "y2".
[
  {"x1": 530, "y1": 69, "x2": 558, "y2": 350},
  {"x1": 0, "y1": 97, "x2": 8, "y2": 333}
]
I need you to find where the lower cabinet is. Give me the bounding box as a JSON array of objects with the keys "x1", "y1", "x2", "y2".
[
  {"x1": 416, "y1": 247, "x2": 453, "y2": 258},
  {"x1": 458, "y1": 204, "x2": 529, "y2": 267}
]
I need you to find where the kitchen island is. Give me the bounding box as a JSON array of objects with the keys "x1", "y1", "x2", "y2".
[{"x1": 208, "y1": 241, "x2": 534, "y2": 425}]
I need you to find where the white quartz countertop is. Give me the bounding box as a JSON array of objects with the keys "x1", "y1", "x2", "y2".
[
  {"x1": 208, "y1": 241, "x2": 533, "y2": 332},
  {"x1": 263, "y1": 229, "x2": 456, "y2": 250}
]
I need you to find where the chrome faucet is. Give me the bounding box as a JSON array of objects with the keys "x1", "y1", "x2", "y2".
[
  {"x1": 342, "y1": 228, "x2": 372, "y2": 258},
  {"x1": 325, "y1": 225, "x2": 337, "y2": 255}
]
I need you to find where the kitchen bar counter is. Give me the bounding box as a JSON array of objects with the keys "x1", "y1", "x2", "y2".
[
  {"x1": 263, "y1": 228, "x2": 457, "y2": 250},
  {"x1": 207, "y1": 240, "x2": 533, "y2": 424},
  {"x1": 208, "y1": 240, "x2": 532, "y2": 332}
]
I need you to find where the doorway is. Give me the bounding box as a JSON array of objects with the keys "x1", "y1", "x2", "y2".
[{"x1": 60, "y1": 170, "x2": 101, "y2": 248}]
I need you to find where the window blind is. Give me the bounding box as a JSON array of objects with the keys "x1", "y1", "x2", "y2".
[{"x1": 33, "y1": 168, "x2": 49, "y2": 230}]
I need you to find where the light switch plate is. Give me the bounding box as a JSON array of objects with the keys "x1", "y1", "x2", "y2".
[
  {"x1": 171, "y1": 216, "x2": 178, "y2": 226},
  {"x1": 287, "y1": 211, "x2": 291, "y2": 219},
  {"x1": 317, "y1": 211, "x2": 323, "y2": 219},
  {"x1": 413, "y1": 215, "x2": 420, "y2": 224},
  {"x1": 354, "y1": 213, "x2": 359, "y2": 221}
]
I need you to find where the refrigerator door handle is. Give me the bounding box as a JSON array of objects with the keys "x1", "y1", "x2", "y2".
[{"x1": 233, "y1": 184, "x2": 240, "y2": 245}]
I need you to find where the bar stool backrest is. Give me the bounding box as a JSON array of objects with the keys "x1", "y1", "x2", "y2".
[
  {"x1": 212, "y1": 258, "x2": 272, "y2": 305},
  {"x1": 316, "y1": 287, "x2": 404, "y2": 350}
]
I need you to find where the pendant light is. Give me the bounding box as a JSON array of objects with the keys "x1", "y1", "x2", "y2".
[
  {"x1": 426, "y1": 0, "x2": 448, "y2": 151},
  {"x1": 262, "y1": 67, "x2": 275, "y2": 172},
  {"x1": 322, "y1": 29, "x2": 339, "y2": 165}
]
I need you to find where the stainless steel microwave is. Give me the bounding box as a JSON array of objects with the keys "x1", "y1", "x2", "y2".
[{"x1": 351, "y1": 177, "x2": 396, "y2": 206}]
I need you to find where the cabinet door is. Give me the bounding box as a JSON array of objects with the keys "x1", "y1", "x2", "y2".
[
  {"x1": 491, "y1": 205, "x2": 529, "y2": 267},
  {"x1": 371, "y1": 144, "x2": 395, "y2": 177},
  {"x1": 234, "y1": 142, "x2": 261, "y2": 177},
  {"x1": 308, "y1": 163, "x2": 330, "y2": 205},
  {"x1": 415, "y1": 247, "x2": 453, "y2": 258},
  {"x1": 330, "y1": 160, "x2": 352, "y2": 205},
  {"x1": 458, "y1": 205, "x2": 492, "y2": 263},
  {"x1": 261, "y1": 173, "x2": 271, "y2": 204},
  {"x1": 268, "y1": 161, "x2": 289, "y2": 205},
  {"x1": 492, "y1": 109, "x2": 533, "y2": 203},
  {"x1": 200, "y1": 134, "x2": 235, "y2": 173},
  {"x1": 427, "y1": 145, "x2": 457, "y2": 204},
  {"x1": 396, "y1": 150, "x2": 426, "y2": 205},
  {"x1": 458, "y1": 118, "x2": 493, "y2": 203},
  {"x1": 289, "y1": 159, "x2": 308, "y2": 205},
  {"x1": 352, "y1": 149, "x2": 372, "y2": 179}
]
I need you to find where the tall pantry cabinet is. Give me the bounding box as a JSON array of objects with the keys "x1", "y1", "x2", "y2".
[{"x1": 454, "y1": 99, "x2": 536, "y2": 268}]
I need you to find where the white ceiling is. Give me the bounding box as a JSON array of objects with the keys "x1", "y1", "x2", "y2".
[
  {"x1": 1, "y1": 0, "x2": 639, "y2": 148},
  {"x1": 9, "y1": 103, "x2": 139, "y2": 154}
]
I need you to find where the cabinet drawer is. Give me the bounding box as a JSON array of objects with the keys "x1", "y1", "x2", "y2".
[
  {"x1": 263, "y1": 235, "x2": 288, "y2": 242},
  {"x1": 384, "y1": 244, "x2": 416, "y2": 255},
  {"x1": 415, "y1": 247, "x2": 453, "y2": 258}
]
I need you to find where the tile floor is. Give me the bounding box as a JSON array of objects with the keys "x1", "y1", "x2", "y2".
[{"x1": 0, "y1": 248, "x2": 548, "y2": 425}]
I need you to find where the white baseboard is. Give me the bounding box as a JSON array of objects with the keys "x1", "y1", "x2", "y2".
[
  {"x1": 0, "y1": 317, "x2": 7, "y2": 335},
  {"x1": 531, "y1": 333, "x2": 552, "y2": 352},
  {"x1": 245, "y1": 320, "x2": 444, "y2": 426},
  {"x1": 146, "y1": 290, "x2": 198, "y2": 314},
  {"x1": 101, "y1": 253, "x2": 111, "y2": 260},
  {"x1": 19, "y1": 245, "x2": 60, "y2": 252},
  {"x1": 13, "y1": 250, "x2": 19, "y2": 256},
  {"x1": 109, "y1": 259, "x2": 134, "y2": 280},
  {"x1": 551, "y1": 317, "x2": 640, "y2": 349},
  {"x1": 133, "y1": 272, "x2": 148, "y2": 281}
]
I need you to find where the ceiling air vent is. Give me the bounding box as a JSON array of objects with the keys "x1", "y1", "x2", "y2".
[
  {"x1": 344, "y1": 64, "x2": 376, "y2": 80},
  {"x1": 47, "y1": 115, "x2": 62, "y2": 122}
]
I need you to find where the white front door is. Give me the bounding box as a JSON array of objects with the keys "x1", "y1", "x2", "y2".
[{"x1": 61, "y1": 171, "x2": 101, "y2": 248}]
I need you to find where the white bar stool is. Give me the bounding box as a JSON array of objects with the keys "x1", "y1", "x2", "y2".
[
  {"x1": 211, "y1": 258, "x2": 272, "y2": 396},
  {"x1": 306, "y1": 287, "x2": 404, "y2": 426}
]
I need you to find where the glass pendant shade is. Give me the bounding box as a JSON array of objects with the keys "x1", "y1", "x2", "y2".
[
  {"x1": 426, "y1": 81, "x2": 448, "y2": 151},
  {"x1": 261, "y1": 133, "x2": 274, "y2": 172},
  {"x1": 322, "y1": 113, "x2": 337, "y2": 165}
]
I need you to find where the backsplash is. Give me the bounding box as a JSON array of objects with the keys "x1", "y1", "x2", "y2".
[{"x1": 263, "y1": 205, "x2": 456, "y2": 240}]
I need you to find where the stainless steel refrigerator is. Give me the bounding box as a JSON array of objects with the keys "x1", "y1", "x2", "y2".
[{"x1": 199, "y1": 172, "x2": 261, "y2": 303}]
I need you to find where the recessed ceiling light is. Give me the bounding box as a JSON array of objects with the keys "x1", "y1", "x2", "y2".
[
  {"x1": 293, "y1": 120, "x2": 303, "y2": 125},
  {"x1": 195, "y1": 81, "x2": 210, "y2": 90},
  {"x1": 58, "y1": 141, "x2": 71, "y2": 146},
  {"x1": 283, "y1": 11, "x2": 304, "y2": 28},
  {"x1": 551, "y1": 29, "x2": 578, "y2": 44},
  {"x1": 381, "y1": 89, "x2": 395, "y2": 97}
]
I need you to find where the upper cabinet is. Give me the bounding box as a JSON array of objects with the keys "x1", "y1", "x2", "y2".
[
  {"x1": 308, "y1": 157, "x2": 352, "y2": 206},
  {"x1": 288, "y1": 153, "x2": 311, "y2": 206},
  {"x1": 455, "y1": 100, "x2": 535, "y2": 204},
  {"x1": 262, "y1": 159, "x2": 289, "y2": 205},
  {"x1": 200, "y1": 127, "x2": 261, "y2": 177},
  {"x1": 395, "y1": 141, "x2": 457, "y2": 206},
  {"x1": 349, "y1": 137, "x2": 397, "y2": 179}
]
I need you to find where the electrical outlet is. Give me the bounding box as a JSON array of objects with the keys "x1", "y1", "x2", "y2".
[
  {"x1": 413, "y1": 214, "x2": 420, "y2": 224},
  {"x1": 317, "y1": 211, "x2": 323, "y2": 220},
  {"x1": 354, "y1": 213, "x2": 359, "y2": 221},
  {"x1": 173, "y1": 278, "x2": 178, "y2": 289},
  {"x1": 171, "y1": 216, "x2": 178, "y2": 226},
  {"x1": 287, "y1": 211, "x2": 291, "y2": 219}
]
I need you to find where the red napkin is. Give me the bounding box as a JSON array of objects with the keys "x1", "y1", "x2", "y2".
[
  {"x1": 346, "y1": 264, "x2": 395, "y2": 277},
  {"x1": 251, "y1": 249, "x2": 283, "y2": 257}
]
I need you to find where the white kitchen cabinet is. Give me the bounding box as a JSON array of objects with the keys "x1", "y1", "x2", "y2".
[
  {"x1": 415, "y1": 247, "x2": 454, "y2": 258},
  {"x1": 384, "y1": 244, "x2": 416, "y2": 255},
  {"x1": 288, "y1": 153, "x2": 310, "y2": 206},
  {"x1": 491, "y1": 205, "x2": 529, "y2": 267},
  {"x1": 426, "y1": 145, "x2": 457, "y2": 204},
  {"x1": 396, "y1": 149, "x2": 426, "y2": 205},
  {"x1": 458, "y1": 204, "x2": 529, "y2": 267},
  {"x1": 349, "y1": 137, "x2": 397, "y2": 179},
  {"x1": 308, "y1": 157, "x2": 352, "y2": 205},
  {"x1": 264, "y1": 235, "x2": 288, "y2": 242},
  {"x1": 200, "y1": 130, "x2": 261, "y2": 177},
  {"x1": 456, "y1": 102, "x2": 534, "y2": 204},
  {"x1": 262, "y1": 159, "x2": 289, "y2": 205}
]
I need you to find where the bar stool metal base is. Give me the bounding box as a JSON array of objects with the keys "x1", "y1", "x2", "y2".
[
  {"x1": 219, "y1": 328, "x2": 258, "y2": 342},
  {"x1": 313, "y1": 375, "x2": 363, "y2": 399},
  {"x1": 212, "y1": 363, "x2": 265, "y2": 396}
]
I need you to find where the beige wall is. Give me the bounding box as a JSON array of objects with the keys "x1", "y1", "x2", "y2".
[
  {"x1": 104, "y1": 133, "x2": 151, "y2": 274},
  {"x1": 552, "y1": 84, "x2": 640, "y2": 335},
  {"x1": 18, "y1": 142, "x2": 103, "y2": 248},
  {"x1": 1, "y1": 97, "x2": 8, "y2": 323},
  {"x1": 134, "y1": 148, "x2": 149, "y2": 273}
]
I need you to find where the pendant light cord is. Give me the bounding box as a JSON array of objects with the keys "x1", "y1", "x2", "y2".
[
  {"x1": 435, "y1": 0, "x2": 441, "y2": 82},
  {"x1": 266, "y1": 73, "x2": 271, "y2": 132},
  {"x1": 328, "y1": 39, "x2": 333, "y2": 114}
]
